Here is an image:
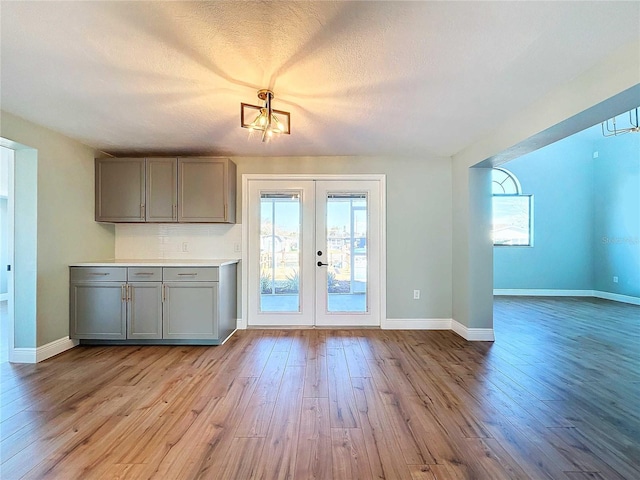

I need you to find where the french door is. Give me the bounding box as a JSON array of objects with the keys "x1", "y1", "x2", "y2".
[{"x1": 247, "y1": 178, "x2": 382, "y2": 327}]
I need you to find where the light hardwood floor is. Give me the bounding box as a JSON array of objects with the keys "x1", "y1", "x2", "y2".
[{"x1": 1, "y1": 297, "x2": 638, "y2": 479}]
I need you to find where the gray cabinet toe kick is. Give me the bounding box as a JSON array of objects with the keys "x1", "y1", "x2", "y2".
[{"x1": 70, "y1": 264, "x2": 237, "y2": 345}]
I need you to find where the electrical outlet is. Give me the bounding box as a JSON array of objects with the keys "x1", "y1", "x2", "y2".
[
  {"x1": 613, "y1": 276, "x2": 618, "y2": 283},
  {"x1": 413, "y1": 289, "x2": 420, "y2": 300},
  {"x1": 593, "y1": 151, "x2": 599, "y2": 159},
  {"x1": 234, "y1": 243, "x2": 241, "y2": 253},
  {"x1": 182, "y1": 242, "x2": 188, "y2": 252}
]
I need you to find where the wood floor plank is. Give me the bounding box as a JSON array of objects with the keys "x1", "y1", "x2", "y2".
[
  {"x1": 287, "y1": 329, "x2": 310, "y2": 367},
  {"x1": 252, "y1": 365, "x2": 305, "y2": 480},
  {"x1": 331, "y1": 427, "x2": 373, "y2": 480},
  {"x1": 152, "y1": 375, "x2": 258, "y2": 479},
  {"x1": 545, "y1": 427, "x2": 628, "y2": 480},
  {"x1": 341, "y1": 332, "x2": 372, "y2": 377},
  {"x1": 365, "y1": 357, "x2": 438, "y2": 465},
  {"x1": 213, "y1": 437, "x2": 263, "y2": 480},
  {"x1": 294, "y1": 397, "x2": 333, "y2": 480},
  {"x1": 351, "y1": 376, "x2": 413, "y2": 480},
  {"x1": 303, "y1": 331, "x2": 328, "y2": 398},
  {"x1": 326, "y1": 348, "x2": 359, "y2": 428},
  {"x1": 0, "y1": 297, "x2": 637, "y2": 479},
  {"x1": 234, "y1": 349, "x2": 289, "y2": 437},
  {"x1": 408, "y1": 465, "x2": 438, "y2": 480}
]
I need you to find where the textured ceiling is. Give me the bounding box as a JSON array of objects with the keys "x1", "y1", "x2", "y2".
[{"x1": 1, "y1": 1, "x2": 638, "y2": 157}]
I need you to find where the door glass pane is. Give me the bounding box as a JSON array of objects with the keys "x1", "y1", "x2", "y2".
[
  {"x1": 326, "y1": 193, "x2": 367, "y2": 313},
  {"x1": 260, "y1": 192, "x2": 301, "y2": 312}
]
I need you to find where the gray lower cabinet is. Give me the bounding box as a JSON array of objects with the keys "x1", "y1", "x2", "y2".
[
  {"x1": 70, "y1": 281, "x2": 127, "y2": 339},
  {"x1": 69, "y1": 263, "x2": 237, "y2": 344},
  {"x1": 70, "y1": 267, "x2": 128, "y2": 339},
  {"x1": 163, "y1": 282, "x2": 218, "y2": 339},
  {"x1": 127, "y1": 282, "x2": 163, "y2": 339}
]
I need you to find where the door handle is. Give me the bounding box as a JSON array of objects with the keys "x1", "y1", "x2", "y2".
[{"x1": 317, "y1": 261, "x2": 329, "y2": 267}]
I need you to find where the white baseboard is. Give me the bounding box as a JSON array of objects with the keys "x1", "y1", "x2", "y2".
[
  {"x1": 494, "y1": 289, "x2": 640, "y2": 306},
  {"x1": 493, "y1": 289, "x2": 593, "y2": 297},
  {"x1": 593, "y1": 290, "x2": 640, "y2": 305},
  {"x1": 10, "y1": 336, "x2": 78, "y2": 364},
  {"x1": 383, "y1": 318, "x2": 494, "y2": 342},
  {"x1": 10, "y1": 347, "x2": 37, "y2": 363},
  {"x1": 451, "y1": 319, "x2": 495, "y2": 341},
  {"x1": 236, "y1": 317, "x2": 247, "y2": 330},
  {"x1": 382, "y1": 318, "x2": 452, "y2": 330}
]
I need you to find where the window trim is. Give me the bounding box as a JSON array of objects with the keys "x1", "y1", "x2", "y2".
[{"x1": 492, "y1": 167, "x2": 534, "y2": 247}]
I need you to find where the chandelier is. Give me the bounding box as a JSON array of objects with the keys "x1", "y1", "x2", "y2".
[
  {"x1": 601, "y1": 108, "x2": 639, "y2": 137},
  {"x1": 241, "y1": 89, "x2": 291, "y2": 142}
]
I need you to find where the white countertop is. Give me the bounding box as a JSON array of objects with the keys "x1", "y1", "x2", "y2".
[{"x1": 70, "y1": 259, "x2": 240, "y2": 267}]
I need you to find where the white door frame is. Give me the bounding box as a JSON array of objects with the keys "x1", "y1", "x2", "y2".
[
  {"x1": 0, "y1": 144, "x2": 15, "y2": 361},
  {"x1": 241, "y1": 174, "x2": 386, "y2": 329}
]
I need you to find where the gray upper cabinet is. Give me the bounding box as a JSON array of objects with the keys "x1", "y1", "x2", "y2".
[
  {"x1": 95, "y1": 157, "x2": 236, "y2": 223},
  {"x1": 178, "y1": 158, "x2": 236, "y2": 223},
  {"x1": 95, "y1": 158, "x2": 145, "y2": 222},
  {"x1": 146, "y1": 157, "x2": 178, "y2": 222}
]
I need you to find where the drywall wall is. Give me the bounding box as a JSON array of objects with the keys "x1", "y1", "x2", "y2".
[
  {"x1": 0, "y1": 111, "x2": 115, "y2": 347},
  {"x1": 494, "y1": 134, "x2": 594, "y2": 290},
  {"x1": 593, "y1": 132, "x2": 640, "y2": 297},
  {"x1": 11, "y1": 146, "x2": 37, "y2": 348},
  {"x1": 116, "y1": 155, "x2": 454, "y2": 320}
]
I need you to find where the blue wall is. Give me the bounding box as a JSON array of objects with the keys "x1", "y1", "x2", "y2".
[
  {"x1": 494, "y1": 125, "x2": 639, "y2": 299},
  {"x1": 592, "y1": 132, "x2": 640, "y2": 297},
  {"x1": 494, "y1": 133, "x2": 594, "y2": 290}
]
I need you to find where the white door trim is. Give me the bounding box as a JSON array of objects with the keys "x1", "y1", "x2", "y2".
[{"x1": 241, "y1": 174, "x2": 386, "y2": 329}]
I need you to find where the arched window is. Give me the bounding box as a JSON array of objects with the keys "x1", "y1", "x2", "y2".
[{"x1": 492, "y1": 168, "x2": 533, "y2": 246}]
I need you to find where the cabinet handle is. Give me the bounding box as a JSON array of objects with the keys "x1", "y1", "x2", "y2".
[
  {"x1": 121, "y1": 285, "x2": 126, "y2": 302},
  {"x1": 173, "y1": 204, "x2": 177, "y2": 220},
  {"x1": 224, "y1": 204, "x2": 227, "y2": 219},
  {"x1": 89, "y1": 272, "x2": 110, "y2": 276},
  {"x1": 134, "y1": 272, "x2": 154, "y2": 276},
  {"x1": 141, "y1": 204, "x2": 145, "y2": 219},
  {"x1": 162, "y1": 284, "x2": 166, "y2": 302},
  {"x1": 177, "y1": 273, "x2": 197, "y2": 276},
  {"x1": 127, "y1": 285, "x2": 132, "y2": 302}
]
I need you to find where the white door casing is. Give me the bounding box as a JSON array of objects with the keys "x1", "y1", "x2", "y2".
[{"x1": 244, "y1": 174, "x2": 385, "y2": 328}]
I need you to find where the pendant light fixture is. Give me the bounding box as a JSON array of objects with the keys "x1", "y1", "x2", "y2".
[
  {"x1": 241, "y1": 89, "x2": 291, "y2": 142},
  {"x1": 601, "y1": 108, "x2": 639, "y2": 137}
]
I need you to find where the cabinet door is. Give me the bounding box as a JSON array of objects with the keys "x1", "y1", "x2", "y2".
[
  {"x1": 162, "y1": 282, "x2": 218, "y2": 339},
  {"x1": 178, "y1": 158, "x2": 234, "y2": 223},
  {"x1": 95, "y1": 158, "x2": 145, "y2": 222},
  {"x1": 146, "y1": 158, "x2": 177, "y2": 222},
  {"x1": 127, "y1": 282, "x2": 163, "y2": 339},
  {"x1": 70, "y1": 282, "x2": 127, "y2": 339}
]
